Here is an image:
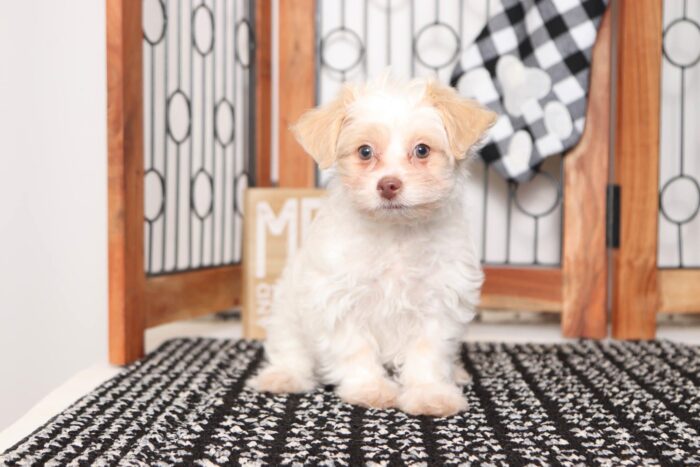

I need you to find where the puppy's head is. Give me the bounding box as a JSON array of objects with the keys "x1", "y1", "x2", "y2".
[{"x1": 293, "y1": 77, "x2": 496, "y2": 221}]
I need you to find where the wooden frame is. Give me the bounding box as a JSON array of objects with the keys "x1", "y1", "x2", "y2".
[
  {"x1": 107, "y1": 0, "x2": 146, "y2": 365},
  {"x1": 561, "y1": 9, "x2": 611, "y2": 338},
  {"x1": 278, "y1": 0, "x2": 316, "y2": 187},
  {"x1": 255, "y1": 0, "x2": 273, "y2": 187},
  {"x1": 107, "y1": 0, "x2": 272, "y2": 364},
  {"x1": 481, "y1": 267, "x2": 562, "y2": 312},
  {"x1": 107, "y1": 0, "x2": 622, "y2": 361},
  {"x1": 277, "y1": 6, "x2": 612, "y2": 338},
  {"x1": 612, "y1": 0, "x2": 700, "y2": 338},
  {"x1": 611, "y1": 0, "x2": 662, "y2": 339}
]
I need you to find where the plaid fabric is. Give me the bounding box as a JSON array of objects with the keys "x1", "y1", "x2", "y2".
[{"x1": 451, "y1": 0, "x2": 608, "y2": 182}]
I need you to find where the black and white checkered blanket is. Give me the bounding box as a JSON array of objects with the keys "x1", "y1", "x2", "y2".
[{"x1": 452, "y1": 0, "x2": 608, "y2": 181}]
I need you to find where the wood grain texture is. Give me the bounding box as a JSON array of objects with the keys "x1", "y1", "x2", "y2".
[
  {"x1": 612, "y1": 0, "x2": 663, "y2": 339},
  {"x1": 255, "y1": 0, "x2": 272, "y2": 187},
  {"x1": 107, "y1": 0, "x2": 146, "y2": 365},
  {"x1": 561, "y1": 9, "x2": 611, "y2": 338},
  {"x1": 658, "y1": 270, "x2": 700, "y2": 313},
  {"x1": 144, "y1": 266, "x2": 242, "y2": 327},
  {"x1": 278, "y1": 0, "x2": 316, "y2": 187},
  {"x1": 481, "y1": 267, "x2": 563, "y2": 312}
]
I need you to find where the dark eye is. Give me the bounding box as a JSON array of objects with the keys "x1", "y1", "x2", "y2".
[
  {"x1": 358, "y1": 145, "x2": 374, "y2": 160},
  {"x1": 413, "y1": 143, "x2": 430, "y2": 159}
]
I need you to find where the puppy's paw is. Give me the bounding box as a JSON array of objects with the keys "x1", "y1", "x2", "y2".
[
  {"x1": 398, "y1": 384, "x2": 467, "y2": 417},
  {"x1": 454, "y1": 365, "x2": 472, "y2": 385},
  {"x1": 248, "y1": 365, "x2": 315, "y2": 394},
  {"x1": 337, "y1": 377, "x2": 400, "y2": 409}
]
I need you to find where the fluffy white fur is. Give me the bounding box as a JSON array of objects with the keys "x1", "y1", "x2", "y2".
[{"x1": 249, "y1": 76, "x2": 496, "y2": 417}]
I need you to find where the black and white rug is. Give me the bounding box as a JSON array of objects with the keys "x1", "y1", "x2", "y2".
[{"x1": 3, "y1": 338, "x2": 700, "y2": 466}]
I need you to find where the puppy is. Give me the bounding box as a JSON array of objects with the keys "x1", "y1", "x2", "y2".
[{"x1": 250, "y1": 77, "x2": 496, "y2": 417}]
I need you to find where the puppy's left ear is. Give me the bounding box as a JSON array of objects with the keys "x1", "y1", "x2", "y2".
[
  {"x1": 426, "y1": 81, "x2": 497, "y2": 160},
  {"x1": 292, "y1": 85, "x2": 356, "y2": 169}
]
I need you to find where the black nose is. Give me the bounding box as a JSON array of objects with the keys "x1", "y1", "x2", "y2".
[{"x1": 377, "y1": 176, "x2": 403, "y2": 200}]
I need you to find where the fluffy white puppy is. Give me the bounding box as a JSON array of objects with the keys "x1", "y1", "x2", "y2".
[{"x1": 250, "y1": 77, "x2": 495, "y2": 417}]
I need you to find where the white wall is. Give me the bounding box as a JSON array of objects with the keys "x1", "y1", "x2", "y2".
[{"x1": 0, "y1": 0, "x2": 108, "y2": 430}]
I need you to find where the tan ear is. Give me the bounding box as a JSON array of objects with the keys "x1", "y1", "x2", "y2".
[
  {"x1": 292, "y1": 85, "x2": 355, "y2": 169},
  {"x1": 426, "y1": 81, "x2": 497, "y2": 159}
]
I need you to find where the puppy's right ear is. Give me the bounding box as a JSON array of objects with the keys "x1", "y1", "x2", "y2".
[{"x1": 292, "y1": 85, "x2": 355, "y2": 169}]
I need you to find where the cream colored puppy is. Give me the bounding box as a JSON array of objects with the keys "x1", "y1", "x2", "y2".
[{"x1": 250, "y1": 77, "x2": 495, "y2": 417}]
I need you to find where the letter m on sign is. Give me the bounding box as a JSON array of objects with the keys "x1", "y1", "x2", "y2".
[
  {"x1": 243, "y1": 188, "x2": 325, "y2": 339},
  {"x1": 255, "y1": 199, "x2": 298, "y2": 279}
]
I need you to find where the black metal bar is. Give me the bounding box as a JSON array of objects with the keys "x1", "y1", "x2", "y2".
[
  {"x1": 340, "y1": 0, "x2": 346, "y2": 28},
  {"x1": 199, "y1": 2, "x2": 206, "y2": 266},
  {"x1": 558, "y1": 155, "x2": 564, "y2": 263},
  {"x1": 148, "y1": 45, "x2": 156, "y2": 273},
  {"x1": 188, "y1": 0, "x2": 194, "y2": 269},
  {"x1": 481, "y1": 163, "x2": 489, "y2": 262},
  {"x1": 677, "y1": 224, "x2": 683, "y2": 267},
  {"x1": 174, "y1": 0, "x2": 183, "y2": 271},
  {"x1": 410, "y1": 0, "x2": 415, "y2": 77},
  {"x1": 680, "y1": 67, "x2": 685, "y2": 176},
  {"x1": 211, "y1": 0, "x2": 217, "y2": 266},
  {"x1": 533, "y1": 218, "x2": 539, "y2": 265},
  {"x1": 506, "y1": 182, "x2": 514, "y2": 262},
  {"x1": 220, "y1": 0, "x2": 227, "y2": 263},
  {"x1": 231, "y1": 0, "x2": 238, "y2": 260},
  {"x1": 162, "y1": 8, "x2": 169, "y2": 273},
  {"x1": 248, "y1": 0, "x2": 257, "y2": 195}
]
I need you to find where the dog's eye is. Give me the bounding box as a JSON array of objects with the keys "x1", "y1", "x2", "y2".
[
  {"x1": 413, "y1": 144, "x2": 430, "y2": 159},
  {"x1": 358, "y1": 145, "x2": 374, "y2": 160}
]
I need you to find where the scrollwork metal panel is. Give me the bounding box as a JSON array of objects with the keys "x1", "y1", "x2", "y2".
[
  {"x1": 659, "y1": 0, "x2": 700, "y2": 268},
  {"x1": 142, "y1": 0, "x2": 255, "y2": 275}
]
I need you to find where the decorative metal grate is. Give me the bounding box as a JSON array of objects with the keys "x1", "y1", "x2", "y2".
[
  {"x1": 142, "y1": 0, "x2": 255, "y2": 276},
  {"x1": 316, "y1": 0, "x2": 563, "y2": 266},
  {"x1": 659, "y1": 0, "x2": 700, "y2": 268}
]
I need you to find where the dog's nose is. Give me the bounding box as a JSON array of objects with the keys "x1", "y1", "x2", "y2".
[{"x1": 377, "y1": 176, "x2": 402, "y2": 200}]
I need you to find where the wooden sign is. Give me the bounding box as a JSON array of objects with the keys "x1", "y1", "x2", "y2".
[{"x1": 243, "y1": 188, "x2": 325, "y2": 339}]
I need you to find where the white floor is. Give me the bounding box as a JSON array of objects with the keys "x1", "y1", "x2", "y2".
[{"x1": 1, "y1": 317, "x2": 699, "y2": 452}]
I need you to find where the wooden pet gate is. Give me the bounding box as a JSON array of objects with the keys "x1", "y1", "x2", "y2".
[{"x1": 107, "y1": 0, "x2": 698, "y2": 365}]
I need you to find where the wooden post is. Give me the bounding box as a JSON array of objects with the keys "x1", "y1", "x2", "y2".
[
  {"x1": 612, "y1": 0, "x2": 663, "y2": 339},
  {"x1": 106, "y1": 0, "x2": 146, "y2": 364},
  {"x1": 561, "y1": 10, "x2": 611, "y2": 339},
  {"x1": 278, "y1": 0, "x2": 317, "y2": 187},
  {"x1": 255, "y1": 0, "x2": 273, "y2": 187}
]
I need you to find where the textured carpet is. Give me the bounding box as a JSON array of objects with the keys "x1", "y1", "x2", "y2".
[{"x1": 3, "y1": 338, "x2": 700, "y2": 466}]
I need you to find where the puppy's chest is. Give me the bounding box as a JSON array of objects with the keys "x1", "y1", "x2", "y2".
[{"x1": 343, "y1": 236, "x2": 445, "y2": 291}]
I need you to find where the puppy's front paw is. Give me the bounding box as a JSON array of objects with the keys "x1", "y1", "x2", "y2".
[
  {"x1": 398, "y1": 384, "x2": 467, "y2": 417},
  {"x1": 248, "y1": 365, "x2": 315, "y2": 394},
  {"x1": 337, "y1": 377, "x2": 400, "y2": 409}
]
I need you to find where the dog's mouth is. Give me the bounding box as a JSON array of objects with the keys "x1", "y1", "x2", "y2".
[
  {"x1": 377, "y1": 200, "x2": 413, "y2": 211},
  {"x1": 374, "y1": 199, "x2": 441, "y2": 216}
]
